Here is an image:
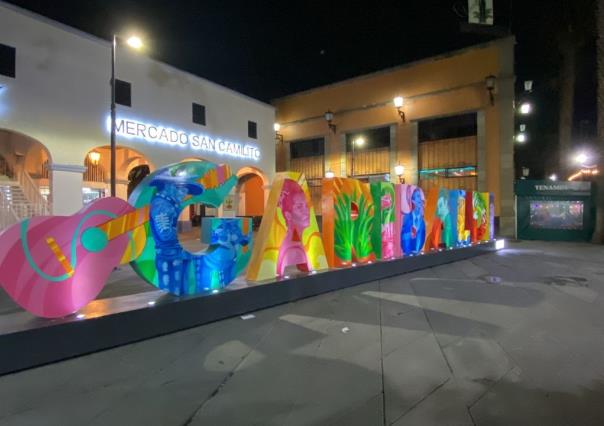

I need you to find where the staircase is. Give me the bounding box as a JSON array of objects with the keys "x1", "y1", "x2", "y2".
[{"x1": 0, "y1": 171, "x2": 49, "y2": 231}]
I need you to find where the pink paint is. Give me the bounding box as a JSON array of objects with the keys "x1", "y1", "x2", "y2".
[
  {"x1": 276, "y1": 179, "x2": 312, "y2": 275},
  {"x1": 382, "y1": 222, "x2": 395, "y2": 259},
  {"x1": 0, "y1": 197, "x2": 133, "y2": 318}
]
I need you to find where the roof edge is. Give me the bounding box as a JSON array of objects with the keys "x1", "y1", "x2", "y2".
[{"x1": 272, "y1": 36, "x2": 516, "y2": 104}]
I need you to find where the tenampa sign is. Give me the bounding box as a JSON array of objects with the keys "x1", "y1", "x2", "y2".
[{"x1": 107, "y1": 117, "x2": 261, "y2": 161}]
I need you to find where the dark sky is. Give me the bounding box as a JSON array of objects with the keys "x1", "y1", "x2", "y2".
[
  {"x1": 4, "y1": 0, "x2": 598, "y2": 178},
  {"x1": 4, "y1": 0, "x2": 508, "y2": 101}
]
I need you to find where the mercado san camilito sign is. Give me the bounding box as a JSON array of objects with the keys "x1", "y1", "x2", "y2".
[{"x1": 106, "y1": 117, "x2": 261, "y2": 161}]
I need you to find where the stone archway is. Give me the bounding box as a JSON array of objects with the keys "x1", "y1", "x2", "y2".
[
  {"x1": 82, "y1": 145, "x2": 154, "y2": 202},
  {"x1": 235, "y1": 166, "x2": 269, "y2": 219}
]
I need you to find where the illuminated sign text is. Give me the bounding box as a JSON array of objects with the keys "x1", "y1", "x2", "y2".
[{"x1": 108, "y1": 117, "x2": 261, "y2": 161}]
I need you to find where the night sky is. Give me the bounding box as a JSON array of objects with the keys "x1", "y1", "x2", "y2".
[{"x1": 3, "y1": 0, "x2": 598, "y2": 178}]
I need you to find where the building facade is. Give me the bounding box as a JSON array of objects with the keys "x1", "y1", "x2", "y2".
[
  {"x1": 0, "y1": 1, "x2": 275, "y2": 224},
  {"x1": 273, "y1": 38, "x2": 515, "y2": 236}
]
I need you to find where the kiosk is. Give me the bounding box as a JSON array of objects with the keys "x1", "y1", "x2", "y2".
[{"x1": 515, "y1": 180, "x2": 595, "y2": 241}]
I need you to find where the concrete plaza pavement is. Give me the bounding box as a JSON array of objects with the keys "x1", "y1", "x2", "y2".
[{"x1": 2, "y1": 240, "x2": 604, "y2": 425}]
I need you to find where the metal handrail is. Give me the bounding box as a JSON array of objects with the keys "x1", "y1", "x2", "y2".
[
  {"x1": 17, "y1": 170, "x2": 50, "y2": 215},
  {"x1": 0, "y1": 190, "x2": 19, "y2": 231}
]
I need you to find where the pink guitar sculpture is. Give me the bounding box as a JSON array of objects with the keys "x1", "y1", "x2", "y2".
[{"x1": 0, "y1": 197, "x2": 148, "y2": 318}]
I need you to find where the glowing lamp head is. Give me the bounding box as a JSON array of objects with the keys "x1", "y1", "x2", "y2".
[
  {"x1": 575, "y1": 153, "x2": 589, "y2": 165},
  {"x1": 519, "y1": 102, "x2": 532, "y2": 115},
  {"x1": 325, "y1": 170, "x2": 335, "y2": 179},
  {"x1": 393, "y1": 96, "x2": 404, "y2": 108},
  {"x1": 549, "y1": 173, "x2": 557, "y2": 181},
  {"x1": 354, "y1": 137, "x2": 365, "y2": 147},
  {"x1": 516, "y1": 133, "x2": 527, "y2": 143},
  {"x1": 126, "y1": 36, "x2": 143, "y2": 49},
  {"x1": 88, "y1": 150, "x2": 101, "y2": 166},
  {"x1": 394, "y1": 164, "x2": 405, "y2": 177},
  {"x1": 273, "y1": 122, "x2": 281, "y2": 132}
]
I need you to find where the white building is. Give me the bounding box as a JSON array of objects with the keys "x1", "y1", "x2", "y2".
[{"x1": 0, "y1": 1, "x2": 275, "y2": 226}]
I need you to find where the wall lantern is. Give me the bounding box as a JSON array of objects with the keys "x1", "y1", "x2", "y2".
[
  {"x1": 274, "y1": 122, "x2": 283, "y2": 143},
  {"x1": 485, "y1": 75, "x2": 497, "y2": 106},
  {"x1": 393, "y1": 96, "x2": 406, "y2": 122},
  {"x1": 324, "y1": 110, "x2": 336, "y2": 133},
  {"x1": 394, "y1": 163, "x2": 405, "y2": 183},
  {"x1": 88, "y1": 150, "x2": 101, "y2": 166}
]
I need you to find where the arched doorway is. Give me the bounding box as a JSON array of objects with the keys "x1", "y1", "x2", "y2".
[
  {"x1": 0, "y1": 129, "x2": 52, "y2": 226},
  {"x1": 82, "y1": 146, "x2": 154, "y2": 203},
  {"x1": 178, "y1": 156, "x2": 215, "y2": 229},
  {"x1": 236, "y1": 167, "x2": 268, "y2": 229}
]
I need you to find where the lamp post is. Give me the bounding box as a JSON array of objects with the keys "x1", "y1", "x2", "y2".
[{"x1": 110, "y1": 34, "x2": 143, "y2": 197}]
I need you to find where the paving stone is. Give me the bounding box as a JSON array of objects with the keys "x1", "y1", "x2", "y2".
[
  {"x1": 382, "y1": 333, "x2": 451, "y2": 424},
  {"x1": 391, "y1": 379, "x2": 473, "y2": 426}
]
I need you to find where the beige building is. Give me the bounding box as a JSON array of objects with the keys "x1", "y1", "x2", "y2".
[{"x1": 273, "y1": 37, "x2": 515, "y2": 236}]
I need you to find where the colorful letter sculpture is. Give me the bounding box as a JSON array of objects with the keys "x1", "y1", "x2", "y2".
[
  {"x1": 0, "y1": 157, "x2": 496, "y2": 318},
  {"x1": 397, "y1": 184, "x2": 426, "y2": 256},
  {"x1": 128, "y1": 161, "x2": 244, "y2": 295},
  {"x1": 322, "y1": 177, "x2": 375, "y2": 267},
  {"x1": 472, "y1": 191, "x2": 490, "y2": 242},
  {"x1": 423, "y1": 188, "x2": 442, "y2": 251},
  {"x1": 0, "y1": 160, "x2": 241, "y2": 317},
  {"x1": 449, "y1": 189, "x2": 470, "y2": 246},
  {"x1": 370, "y1": 182, "x2": 396, "y2": 260},
  {"x1": 436, "y1": 189, "x2": 454, "y2": 248},
  {"x1": 246, "y1": 172, "x2": 327, "y2": 281}
]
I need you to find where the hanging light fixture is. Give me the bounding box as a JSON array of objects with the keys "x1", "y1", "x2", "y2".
[{"x1": 88, "y1": 150, "x2": 101, "y2": 166}]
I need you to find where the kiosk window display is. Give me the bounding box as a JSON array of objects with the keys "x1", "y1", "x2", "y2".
[{"x1": 515, "y1": 180, "x2": 595, "y2": 241}]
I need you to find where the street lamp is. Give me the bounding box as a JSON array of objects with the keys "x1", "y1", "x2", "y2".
[
  {"x1": 351, "y1": 136, "x2": 365, "y2": 177},
  {"x1": 549, "y1": 173, "x2": 558, "y2": 181},
  {"x1": 110, "y1": 33, "x2": 143, "y2": 197},
  {"x1": 126, "y1": 36, "x2": 143, "y2": 49},
  {"x1": 575, "y1": 152, "x2": 589, "y2": 165}
]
